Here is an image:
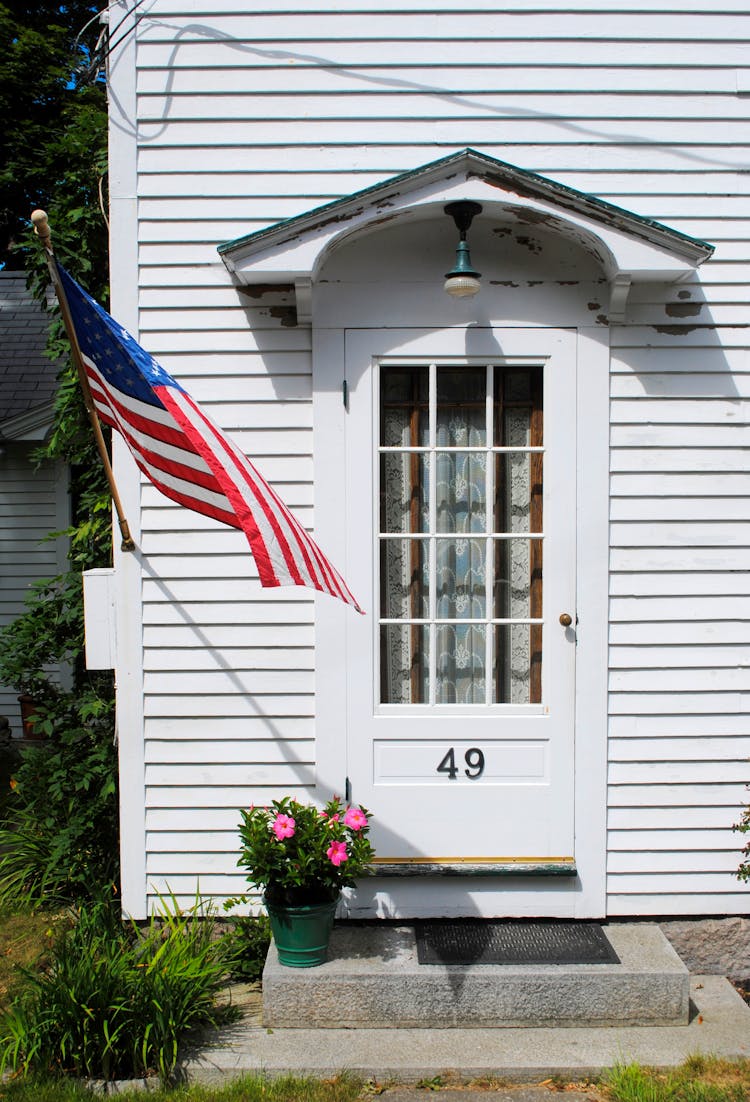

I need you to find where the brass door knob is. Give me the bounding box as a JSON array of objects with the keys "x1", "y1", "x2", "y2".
[{"x1": 559, "y1": 613, "x2": 573, "y2": 627}]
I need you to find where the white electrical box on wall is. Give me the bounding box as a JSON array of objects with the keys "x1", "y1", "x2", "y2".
[{"x1": 82, "y1": 568, "x2": 116, "y2": 670}]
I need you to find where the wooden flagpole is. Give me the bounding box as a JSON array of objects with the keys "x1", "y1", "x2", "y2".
[{"x1": 31, "y1": 209, "x2": 136, "y2": 552}]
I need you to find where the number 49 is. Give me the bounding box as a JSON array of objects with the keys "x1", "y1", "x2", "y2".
[{"x1": 437, "y1": 747, "x2": 485, "y2": 780}]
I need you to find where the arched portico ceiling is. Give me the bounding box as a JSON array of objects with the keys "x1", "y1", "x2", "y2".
[{"x1": 218, "y1": 148, "x2": 714, "y2": 323}]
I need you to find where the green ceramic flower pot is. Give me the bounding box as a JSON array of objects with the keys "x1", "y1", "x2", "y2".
[{"x1": 264, "y1": 895, "x2": 339, "y2": 967}]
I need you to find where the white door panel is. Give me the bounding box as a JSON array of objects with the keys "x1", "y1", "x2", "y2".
[{"x1": 343, "y1": 328, "x2": 576, "y2": 865}]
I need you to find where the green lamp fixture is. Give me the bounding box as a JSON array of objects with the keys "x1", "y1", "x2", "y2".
[{"x1": 443, "y1": 200, "x2": 482, "y2": 298}]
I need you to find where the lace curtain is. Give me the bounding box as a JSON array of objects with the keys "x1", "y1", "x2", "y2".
[{"x1": 380, "y1": 366, "x2": 540, "y2": 705}]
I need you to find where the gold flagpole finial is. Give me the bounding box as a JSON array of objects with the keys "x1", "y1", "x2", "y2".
[{"x1": 31, "y1": 209, "x2": 52, "y2": 252}]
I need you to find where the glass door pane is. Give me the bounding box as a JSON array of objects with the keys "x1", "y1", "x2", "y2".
[{"x1": 379, "y1": 363, "x2": 543, "y2": 705}]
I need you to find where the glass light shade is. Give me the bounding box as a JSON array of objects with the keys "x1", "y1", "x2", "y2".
[{"x1": 444, "y1": 274, "x2": 482, "y2": 298}]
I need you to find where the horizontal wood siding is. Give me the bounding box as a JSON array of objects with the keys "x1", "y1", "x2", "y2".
[
  {"x1": 608, "y1": 335, "x2": 750, "y2": 915},
  {"x1": 136, "y1": 281, "x2": 315, "y2": 908},
  {"x1": 118, "y1": 0, "x2": 750, "y2": 911}
]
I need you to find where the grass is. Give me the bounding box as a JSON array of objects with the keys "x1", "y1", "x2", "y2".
[
  {"x1": 0, "y1": 908, "x2": 70, "y2": 1010},
  {"x1": 606, "y1": 1057, "x2": 750, "y2": 1102},
  {"x1": 0, "y1": 1060, "x2": 748, "y2": 1101},
  {"x1": 0, "y1": 1072, "x2": 365, "y2": 1100}
]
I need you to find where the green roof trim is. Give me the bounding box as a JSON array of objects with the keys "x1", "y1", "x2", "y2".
[{"x1": 218, "y1": 147, "x2": 714, "y2": 265}]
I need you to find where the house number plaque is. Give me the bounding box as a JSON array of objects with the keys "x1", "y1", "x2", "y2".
[{"x1": 373, "y1": 740, "x2": 548, "y2": 784}]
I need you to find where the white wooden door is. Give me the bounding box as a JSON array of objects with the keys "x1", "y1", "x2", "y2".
[{"x1": 343, "y1": 328, "x2": 577, "y2": 868}]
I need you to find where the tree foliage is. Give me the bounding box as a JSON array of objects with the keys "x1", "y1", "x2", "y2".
[
  {"x1": 0, "y1": 2, "x2": 116, "y2": 904},
  {"x1": 0, "y1": 0, "x2": 108, "y2": 275}
]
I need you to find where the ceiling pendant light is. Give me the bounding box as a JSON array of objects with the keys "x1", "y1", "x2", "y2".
[{"x1": 443, "y1": 200, "x2": 482, "y2": 298}]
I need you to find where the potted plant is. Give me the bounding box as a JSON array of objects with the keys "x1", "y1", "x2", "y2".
[{"x1": 237, "y1": 795, "x2": 374, "y2": 967}]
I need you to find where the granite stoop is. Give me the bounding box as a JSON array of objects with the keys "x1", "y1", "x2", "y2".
[
  {"x1": 179, "y1": 923, "x2": 750, "y2": 1086},
  {"x1": 262, "y1": 923, "x2": 689, "y2": 1029}
]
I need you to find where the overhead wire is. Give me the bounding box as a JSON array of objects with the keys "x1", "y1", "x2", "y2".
[
  {"x1": 97, "y1": 0, "x2": 152, "y2": 63},
  {"x1": 74, "y1": 0, "x2": 151, "y2": 84},
  {"x1": 73, "y1": 6, "x2": 108, "y2": 53}
]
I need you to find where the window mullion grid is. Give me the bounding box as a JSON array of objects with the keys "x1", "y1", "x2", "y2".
[
  {"x1": 428, "y1": 362, "x2": 437, "y2": 706},
  {"x1": 379, "y1": 446, "x2": 544, "y2": 452},
  {"x1": 484, "y1": 362, "x2": 493, "y2": 706}
]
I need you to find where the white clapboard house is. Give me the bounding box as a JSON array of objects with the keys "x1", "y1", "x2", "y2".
[{"x1": 99, "y1": 0, "x2": 750, "y2": 921}]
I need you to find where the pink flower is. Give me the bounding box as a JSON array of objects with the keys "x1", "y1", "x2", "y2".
[
  {"x1": 344, "y1": 807, "x2": 368, "y2": 831},
  {"x1": 327, "y1": 841, "x2": 348, "y2": 866},
  {"x1": 272, "y1": 813, "x2": 295, "y2": 840}
]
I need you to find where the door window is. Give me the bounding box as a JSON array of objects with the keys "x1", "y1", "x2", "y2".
[{"x1": 379, "y1": 363, "x2": 543, "y2": 707}]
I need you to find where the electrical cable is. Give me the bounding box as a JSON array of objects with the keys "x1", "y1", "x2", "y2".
[
  {"x1": 74, "y1": 0, "x2": 151, "y2": 83},
  {"x1": 98, "y1": 174, "x2": 109, "y2": 231},
  {"x1": 73, "y1": 6, "x2": 107, "y2": 52},
  {"x1": 97, "y1": 0, "x2": 151, "y2": 62}
]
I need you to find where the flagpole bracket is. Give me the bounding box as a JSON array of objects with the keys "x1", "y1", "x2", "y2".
[{"x1": 119, "y1": 519, "x2": 136, "y2": 552}]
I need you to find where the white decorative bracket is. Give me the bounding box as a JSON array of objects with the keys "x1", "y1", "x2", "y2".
[
  {"x1": 294, "y1": 279, "x2": 313, "y2": 325},
  {"x1": 608, "y1": 275, "x2": 632, "y2": 324}
]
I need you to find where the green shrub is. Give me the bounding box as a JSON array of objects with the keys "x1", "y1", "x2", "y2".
[
  {"x1": 0, "y1": 893, "x2": 229, "y2": 1084},
  {"x1": 0, "y1": 486, "x2": 118, "y2": 908},
  {"x1": 0, "y1": 683, "x2": 117, "y2": 907},
  {"x1": 219, "y1": 913, "x2": 271, "y2": 984}
]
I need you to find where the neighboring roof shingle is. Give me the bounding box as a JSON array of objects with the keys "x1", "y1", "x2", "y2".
[{"x1": 0, "y1": 271, "x2": 61, "y2": 425}]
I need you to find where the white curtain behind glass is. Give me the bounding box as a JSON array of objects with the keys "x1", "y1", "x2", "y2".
[{"x1": 380, "y1": 365, "x2": 539, "y2": 705}]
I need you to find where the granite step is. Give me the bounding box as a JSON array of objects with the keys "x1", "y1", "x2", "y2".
[{"x1": 262, "y1": 922, "x2": 689, "y2": 1029}]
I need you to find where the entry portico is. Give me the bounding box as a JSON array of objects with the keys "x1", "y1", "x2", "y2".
[{"x1": 215, "y1": 149, "x2": 713, "y2": 919}]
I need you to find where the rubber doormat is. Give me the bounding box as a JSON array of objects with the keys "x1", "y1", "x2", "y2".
[{"x1": 414, "y1": 920, "x2": 620, "y2": 965}]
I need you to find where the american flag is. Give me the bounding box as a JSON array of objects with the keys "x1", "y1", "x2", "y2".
[{"x1": 57, "y1": 263, "x2": 362, "y2": 613}]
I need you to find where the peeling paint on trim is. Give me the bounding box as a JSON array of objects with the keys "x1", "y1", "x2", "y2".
[{"x1": 218, "y1": 148, "x2": 714, "y2": 267}]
